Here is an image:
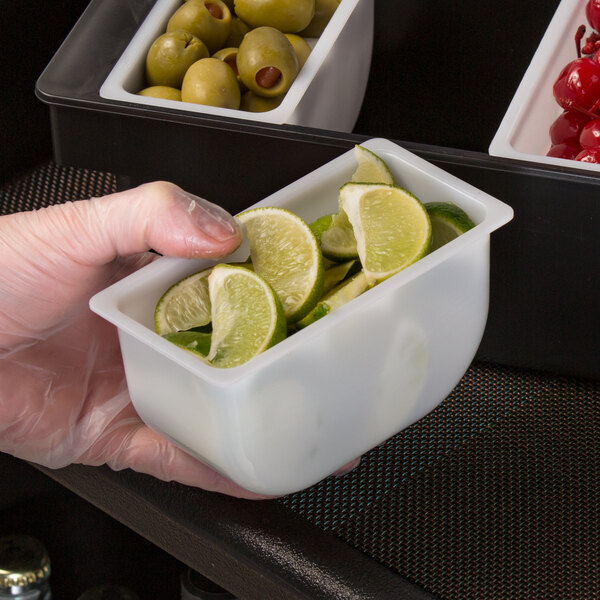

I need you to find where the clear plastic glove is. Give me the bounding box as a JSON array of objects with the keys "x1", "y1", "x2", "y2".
[
  {"x1": 0, "y1": 180, "x2": 360, "y2": 498},
  {"x1": 0, "y1": 181, "x2": 277, "y2": 498}
]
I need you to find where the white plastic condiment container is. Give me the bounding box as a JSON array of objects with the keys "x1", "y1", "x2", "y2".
[{"x1": 90, "y1": 138, "x2": 513, "y2": 496}]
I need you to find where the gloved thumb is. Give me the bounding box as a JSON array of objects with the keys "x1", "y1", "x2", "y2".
[
  {"x1": 102, "y1": 181, "x2": 242, "y2": 260},
  {"x1": 7, "y1": 181, "x2": 243, "y2": 268},
  {"x1": 88, "y1": 181, "x2": 243, "y2": 262},
  {"x1": 0, "y1": 181, "x2": 242, "y2": 344}
]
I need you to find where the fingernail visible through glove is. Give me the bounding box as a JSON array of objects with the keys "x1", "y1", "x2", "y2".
[{"x1": 177, "y1": 189, "x2": 241, "y2": 242}]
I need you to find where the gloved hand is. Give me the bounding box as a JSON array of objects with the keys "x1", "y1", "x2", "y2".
[{"x1": 0, "y1": 181, "x2": 272, "y2": 498}]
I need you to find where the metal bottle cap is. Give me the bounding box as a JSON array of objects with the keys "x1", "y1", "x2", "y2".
[{"x1": 0, "y1": 535, "x2": 51, "y2": 595}]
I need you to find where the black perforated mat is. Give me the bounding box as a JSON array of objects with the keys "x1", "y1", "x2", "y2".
[
  {"x1": 284, "y1": 362, "x2": 600, "y2": 600},
  {"x1": 3, "y1": 161, "x2": 599, "y2": 600},
  {"x1": 0, "y1": 161, "x2": 117, "y2": 216}
]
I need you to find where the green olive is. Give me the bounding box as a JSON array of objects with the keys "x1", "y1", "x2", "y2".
[
  {"x1": 145, "y1": 31, "x2": 209, "y2": 88},
  {"x1": 284, "y1": 34, "x2": 312, "y2": 69},
  {"x1": 167, "y1": 0, "x2": 232, "y2": 54},
  {"x1": 234, "y1": 0, "x2": 315, "y2": 33},
  {"x1": 138, "y1": 86, "x2": 182, "y2": 101},
  {"x1": 212, "y1": 47, "x2": 246, "y2": 90},
  {"x1": 181, "y1": 58, "x2": 241, "y2": 109},
  {"x1": 240, "y1": 90, "x2": 283, "y2": 112},
  {"x1": 237, "y1": 27, "x2": 299, "y2": 97},
  {"x1": 224, "y1": 16, "x2": 251, "y2": 47},
  {"x1": 299, "y1": 0, "x2": 340, "y2": 38}
]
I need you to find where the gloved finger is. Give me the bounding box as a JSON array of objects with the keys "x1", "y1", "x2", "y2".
[
  {"x1": 333, "y1": 457, "x2": 361, "y2": 476},
  {"x1": 87, "y1": 181, "x2": 243, "y2": 261},
  {"x1": 0, "y1": 314, "x2": 129, "y2": 463},
  {"x1": 79, "y1": 403, "x2": 272, "y2": 499},
  {"x1": 0, "y1": 182, "x2": 242, "y2": 345},
  {"x1": 0, "y1": 180, "x2": 241, "y2": 274}
]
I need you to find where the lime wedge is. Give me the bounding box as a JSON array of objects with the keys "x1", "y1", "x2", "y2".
[
  {"x1": 207, "y1": 264, "x2": 287, "y2": 368},
  {"x1": 319, "y1": 210, "x2": 358, "y2": 261},
  {"x1": 296, "y1": 270, "x2": 369, "y2": 329},
  {"x1": 162, "y1": 331, "x2": 211, "y2": 358},
  {"x1": 308, "y1": 147, "x2": 394, "y2": 262},
  {"x1": 425, "y1": 201, "x2": 475, "y2": 251},
  {"x1": 339, "y1": 182, "x2": 431, "y2": 286},
  {"x1": 309, "y1": 213, "x2": 334, "y2": 245},
  {"x1": 321, "y1": 259, "x2": 357, "y2": 295},
  {"x1": 352, "y1": 145, "x2": 395, "y2": 184},
  {"x1": 154, "y1": 268, "x2": 212, "y2": 335},
  {"x1": 237, "y1": 207, "x2": 324, "y2": 323}
]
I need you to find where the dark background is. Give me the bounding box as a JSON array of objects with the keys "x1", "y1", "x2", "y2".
[{"x1": 0, "y1": 1, "x2": 89, "y2": 184}]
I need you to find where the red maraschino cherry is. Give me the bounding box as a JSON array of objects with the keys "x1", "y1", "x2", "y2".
[
  {"x1": 553, "y1": 57, "x2": 600, "y2": 110},
  {"x1": 547, "y1": 141, "x2": 582, "y2": 159},
  {"x1": 553, "y1": 24, "x2": 600, "y2": 111},
  {"x1": 586, "y1": 0, "x2": 600, "y2": 33},
  {"x1": 579, "y1": 118, "x2": 600, "y2": 147},
  {"x1": 549, "y1": 110, "x2": 590, "y2": 144},
  {"x1": 576, "y1": 146, "x2": 600, "y2": 161}
]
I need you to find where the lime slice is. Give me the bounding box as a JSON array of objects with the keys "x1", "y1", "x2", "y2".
[
  {"x1": 425, "y1": 201, "x2": 475, "y2": 251},
  {"x1": 352, "y1": 145, "x2": 395, "y2": 184},
  {"x1": 207, "y1": 264, "x2": 287, "y2": 368},
  {"x1": 296, "y1": 270, "x2": 369, "y2": 329},
  {"x1": 154, "y1": 268, "x2": 212, "y2": 335},
  {"x1": 237, "y1": 207, "x2": 324, "y2": 323},
  {"x1": 339, "y1": 182, "x2": 432, "y2": 286},
  {"x1": 162, "y1": 331, "x2": 211, "y2": 358},
  {"x1": 319, "y1": 210, "x2": 358, "y2": 261}
]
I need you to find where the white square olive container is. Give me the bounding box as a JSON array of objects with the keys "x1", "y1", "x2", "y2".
[
  {"x1": 100, "y1": 0, "x2": 373, "y2": 132},
  {"x1": 90, "y1": 138, "x2": 513, "y2": 496}
]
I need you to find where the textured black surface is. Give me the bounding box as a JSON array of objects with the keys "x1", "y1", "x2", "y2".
[
  {"x1": 0, "y1": 160, "x2": 116, "y2": 215},
  {"x1": 284, "y1": 362, "x2": 600, "y2": 600},
  {"x1": 280, "y1": 361, "x2": 534, "y2": 531}
]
